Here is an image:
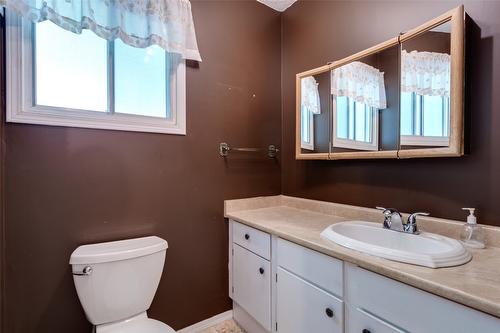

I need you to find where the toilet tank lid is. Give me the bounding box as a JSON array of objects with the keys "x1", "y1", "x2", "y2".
[{"x1": 69, "y1": 236, "x2": 168, "y2": 265}]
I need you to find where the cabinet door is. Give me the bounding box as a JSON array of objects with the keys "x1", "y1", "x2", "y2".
[
  {"x1": 233, "y1": 243, "x2": 271, "y2": 331},
  {"x1": 277, "y1": 267, "x2": 344, "y2": 333}
]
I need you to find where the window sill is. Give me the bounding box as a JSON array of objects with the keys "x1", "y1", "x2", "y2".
[
  {"x1": 7, "y1": 106, "x2": 186, "y2": 135},
  {"x1": 333, "y1": 138, "x2": 378, "y2": 151},
  {"x1": 400, "y1": 135, "x2": 449, "y2": 147}
]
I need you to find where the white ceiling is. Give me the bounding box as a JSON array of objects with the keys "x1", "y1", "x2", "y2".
[{"x1": 257, "y1": 0, "x2": 298, "y2": 12}]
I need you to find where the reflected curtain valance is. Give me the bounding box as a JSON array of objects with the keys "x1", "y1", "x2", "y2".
[
  {"x1": 401, "y1": 50, "x2": 450, "y2": 97},
  {"x1": 0, "y1": 0, "x2": 202, "y2": 61},
  {"x1": 331, "y1": 61, "x2": 386, "y2": 109},
  {"x1": 301, "y1": 76, "x2": 321, "y2": 115}
]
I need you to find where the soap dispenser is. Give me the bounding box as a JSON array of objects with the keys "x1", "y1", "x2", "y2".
[{"x1": 460, "y1": 208, "x2": 486, "y2": 249}]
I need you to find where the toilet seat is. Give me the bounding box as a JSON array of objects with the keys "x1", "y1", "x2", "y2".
[{"x1": 96, "y1": 312, "x2": 175, "y2": 333}]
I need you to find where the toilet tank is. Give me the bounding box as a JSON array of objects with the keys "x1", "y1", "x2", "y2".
[{"x1": 69, "y1": 236, "x2": 168, "y2": 325}]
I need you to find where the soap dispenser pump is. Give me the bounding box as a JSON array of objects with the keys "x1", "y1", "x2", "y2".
[{"x1": 460, "y1": 208, "x2": 486, "y2": 249}]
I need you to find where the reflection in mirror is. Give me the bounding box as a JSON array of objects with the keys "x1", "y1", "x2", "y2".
[
  {"x1": 400, "y1": 21, "x2": 451, "y2": 149},
  {"x1": 331, "y1": 45, "x2": 399, "y2": 152},
  {"x1": 300, "y1": 71, "x2": 330, "y2": 154}
]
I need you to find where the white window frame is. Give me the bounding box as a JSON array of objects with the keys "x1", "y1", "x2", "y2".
[
  {"x1": 332, "y1": 97, "x2": 379, "y2": 151},
  {"x1": 6, "y1": 11, "x2": 186, "y2": 135},
  {"x1": 300, "y1": 106, "x2": 314, "y2": 151}
]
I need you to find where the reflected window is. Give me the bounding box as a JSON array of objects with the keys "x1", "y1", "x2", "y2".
[
  {"x1": 400, "y1": 49, "x2": 450, "y2": 146},
  {"x1": 400, "y1": 92, "x2": 450, "y2": 146},
  {"x1": 333, "y1": 96, "x2": 378, "y2": 151},
  {"x1": 331, "y1": 61, "x2": 384, "y2": 151}
]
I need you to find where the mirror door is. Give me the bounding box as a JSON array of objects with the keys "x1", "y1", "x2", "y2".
[
  {"x1": 398, "y1": 6, "x2": 464, "y2": 158},
  {"x1": 297, "y1": 67, "x2": 331, "y2": 159},
  {"x1": 330, "y1": 40, "x2": 400, "y2": 160}
]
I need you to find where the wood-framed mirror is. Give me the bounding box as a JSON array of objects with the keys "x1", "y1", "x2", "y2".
[
  {"x1": 294, "y1": 5, "x2": 465, "y2": 160},
  {"x1": 398, "y1": 5, "x2": 465, "y2": 158}
]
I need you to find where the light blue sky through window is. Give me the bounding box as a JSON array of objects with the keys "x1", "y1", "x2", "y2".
[
  {"x1": 423, "y1": 95, "x2": 446, "y2": 136},
  {"x1": 400, "y1": 92, "x2": 413, "y2": 136},
  {"x1": 336, "y1": 96, "x2": 372, "y2": 143},
  {"x1": 336, "y1": 96, "x2": 348, "y2": 139},
  {"x1": 35, "y1": 21, "x2": 107, "y2": 112},
  {"x1": 35, "y1": 21, "x2": 171, "y2": 119},
  {"x1": 115, "y1": 39, "x2": 169, "y2": 119},
  {"x1": 400, "y1": 92, "x2": 449, "y2": 137}
]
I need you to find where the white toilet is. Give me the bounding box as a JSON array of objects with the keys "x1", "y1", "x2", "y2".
[{"x1": 69, "y1": 236, "x2": 176, "y2": 333}]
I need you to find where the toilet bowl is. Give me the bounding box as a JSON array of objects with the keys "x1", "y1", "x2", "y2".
[{"x1": 70, "y1": 236, "x2": 175, "y2": 333}]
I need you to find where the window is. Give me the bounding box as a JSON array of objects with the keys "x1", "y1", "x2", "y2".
[
  {"x1": 6, "y1": 12, "x2": 186, "y2": 135},
  {"x1": 301, "y1": 106, "x2": 314, "y2": 150},
  {"x1": 333, "y1": 96, "x2": 379, "y2": 151},
  {"x1": 400, "y1": 92, "x2": 450, "y2": 146}
]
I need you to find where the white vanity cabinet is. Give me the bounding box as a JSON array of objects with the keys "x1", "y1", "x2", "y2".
[{"x1": 228, "y1": 220, "x2": 500, "y2": 333}]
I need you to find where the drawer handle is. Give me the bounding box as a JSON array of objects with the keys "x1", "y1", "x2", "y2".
[
  {"x1": 259, "y1": 267, "x2": 264, "y2": 274},
  {"x1": 362, "y1": 330, "x2": 371, "y2": 333},
  {"x1": 325, "y1": 308, "x2": 334, "y2": 318},
  {"x1": 244, "y1": 233, "x2": 250, "y2": 240}
]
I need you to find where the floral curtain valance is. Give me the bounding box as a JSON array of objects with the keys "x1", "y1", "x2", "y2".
[
  {"x1": 331, "y1": 61, "x2": 386, "y2": 110},
  {"x1": 301, "y1": 76, "x2": 321, "y2": 115},
  {"x1": 401, "y1": 50, "x2": 450, "y2": 97},
  {"x1": 1, "y1": 0, "x2": 202, "y2": 61}
]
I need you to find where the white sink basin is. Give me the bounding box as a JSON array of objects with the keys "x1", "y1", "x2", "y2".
[{"x1": 321, "y1": 221, "x2": 471, "y2": 268}]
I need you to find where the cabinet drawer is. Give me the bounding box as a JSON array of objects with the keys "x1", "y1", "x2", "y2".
[
  {"x1": 346, "y1": 306, "x2": 405, "y2": 333},
  {"x1": 277, "y1": 238, "x2": 343, "y2": 297},
  {"x1": 232, "y1": 221, "x2": 271, "y2": 260},
  {"x1": 232, "y1": 243, "x2": 271, "y2": 331},
  {"x1": 277, "y1": 267, "x2": 344, "y2": 333},
  {"x1": 345, "y1": 263, "x2": 500, "y2": 332}
]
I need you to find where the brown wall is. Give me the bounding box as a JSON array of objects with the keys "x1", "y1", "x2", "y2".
[
  {"x1": 282, "y1": 0, "x2": 500, "y2": 226},
  {"x1": 313, "y1": 71, "x2": 331, "y2": 153},
  {"x1": 0, "y1": 13, "x2": 5, "y2": 333},
  {"x1": 377, "y1": 46, "x2": 400, "y2": 151},
  {"x1": 403, "y1": 31, "x2": 451, "y2": 54},
  {"x1": 2, "y1": 1, "x2": 281, "y2": 332}
]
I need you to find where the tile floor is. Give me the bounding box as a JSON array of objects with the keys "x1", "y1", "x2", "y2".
[{"x1": 200, "y1": 319, "x2": 245, "y2": 333}]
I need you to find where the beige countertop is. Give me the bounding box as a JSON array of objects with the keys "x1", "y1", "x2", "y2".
[{"x1": 224, "y1": 195, "x2": 500, "y2": 319}]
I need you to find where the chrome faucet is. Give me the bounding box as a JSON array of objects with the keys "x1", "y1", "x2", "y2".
[{"x1": 376, "y1": 207, "x2": 429, "y2": 234}]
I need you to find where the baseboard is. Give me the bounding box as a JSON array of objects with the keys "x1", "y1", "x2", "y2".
[{"x1": 177, "y1": 310, "x2": 233, "y2": 333}]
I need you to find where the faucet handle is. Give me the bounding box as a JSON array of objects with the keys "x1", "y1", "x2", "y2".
[
  {"x1": 376, "y1": 207, "x2": 399, "y2": 216},
  {"x1": 407, "y1": 212, "x2": 430, "y2": 225},
  {"x1": 376, "y1": 207, "x2": 402, "y2": 229},
  {"x1": 405, "y1": 212, "x2": 429, "y2": 234}
]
